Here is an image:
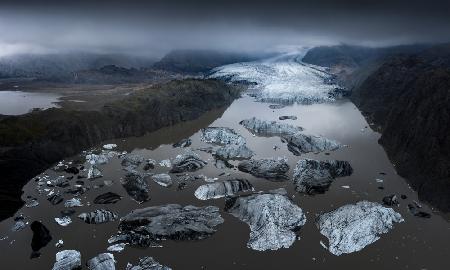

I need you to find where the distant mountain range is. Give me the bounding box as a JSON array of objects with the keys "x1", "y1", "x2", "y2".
[{"x1": 0, "y1": 50, "x2": 267, "y2": 83}]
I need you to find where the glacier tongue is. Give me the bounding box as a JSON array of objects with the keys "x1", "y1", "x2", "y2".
[{"x1": 209, "y1": 52, "x2": 345, "y2": 104}]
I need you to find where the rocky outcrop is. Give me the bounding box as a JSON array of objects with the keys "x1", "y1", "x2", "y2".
[
  {"x1": 239, "y1": 117, "x2": 303, "y2": 137},
  {"x1": 0, "y1": 79, "x2": 240, "y2": 220},
  {"x1": 126, "y1": 256, "x2": 172, "y2": 270},
  {"x1": 121, "y1": 171, "x2": 151, "y2": 203},
  {"x1": 169, "y1": 151, "x2": 207, "y2": 173},
  {"x1": 87, "y1": 253, "x2": 115, "y2": 270},
  {"x1": 114, "y1": 204, "x2": 224, "y2": 247},
  {"x1": 238, "y1": 158, "x2": 289, "y2": 180},
  {"x1": 52, "y1": 250, "x2": 82, "y2": 270},
  {"x1": 350, "y1": 45, "x2": 450, "y2": 212},
  {"x1": 317, "y1": 201, "x2": 403, "y2": 255},
  {"x1": 194, "y1": 179, "x2": 254, "y2": 200},
  {"x1": 292, "y1": 159, "x2": 353, "y2": 194},
  {"x1": 78, "y1": 209, "x2": 118, "y2": 224},
  {"x1": 225, "y1": 188, "x2": 306, "y2": 251}
]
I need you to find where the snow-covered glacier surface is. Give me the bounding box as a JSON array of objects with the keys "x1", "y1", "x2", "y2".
[{"x1": 209, "y1": 52, "x2": 345, "y2": 104}]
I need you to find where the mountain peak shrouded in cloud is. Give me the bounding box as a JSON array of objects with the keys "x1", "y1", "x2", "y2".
[{"x1": 0, "y1": 0, "x2": 450, "y2": 57}]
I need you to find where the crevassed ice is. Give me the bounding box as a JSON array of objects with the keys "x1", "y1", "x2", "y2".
[{"x1": 209, "y1": 52, "x2": 342, "y2": 104}]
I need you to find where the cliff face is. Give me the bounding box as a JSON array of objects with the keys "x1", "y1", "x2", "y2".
[
  {"x1": 0, "y1": 79, "x2": 240, "y2": 220},
  {"x1": 304, "y1": 44, "x2": 450, "y2": 212},
  {"x1": 351, "y1": 49, "x2": 450, "y2": 212}
]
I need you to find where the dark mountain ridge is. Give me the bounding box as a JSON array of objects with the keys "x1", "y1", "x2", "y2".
[{"x1": 304, "y1": 44, "x2": 450, "y2": 212}]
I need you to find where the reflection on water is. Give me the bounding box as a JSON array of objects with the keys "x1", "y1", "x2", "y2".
[
  {"x1": 0, "y1": 96, "x2": 448, "y2": 270},
  {"x1": 0, "y1": 91, "x2": 61, "y2": 115}
]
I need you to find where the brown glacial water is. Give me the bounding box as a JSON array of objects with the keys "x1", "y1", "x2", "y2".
[{"x1": 0, "y1": 95, "x2": 449, "y2": 269}]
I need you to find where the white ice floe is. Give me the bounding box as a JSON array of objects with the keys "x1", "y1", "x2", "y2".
[
  {"x1": 317, "y1": 201, "x2": 404, "y2": 256},
  {"x1": 209, "y1": 52, "x2": 344, "y2": 104},
  {"x1": 103, "y1": 144, "x2": 117, "y2": 150},
  {"x1": 55, "y1": 216, "x2": 72, "y2": 226}
]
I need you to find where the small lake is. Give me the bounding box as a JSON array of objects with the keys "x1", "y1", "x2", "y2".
[{"x1": 0, "y1": 91, "x2": 61, "y2": 115}]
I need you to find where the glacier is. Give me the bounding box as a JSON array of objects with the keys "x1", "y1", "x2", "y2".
[{"x1": 209, "y1": 52, "x2": 346, "y2": 104}]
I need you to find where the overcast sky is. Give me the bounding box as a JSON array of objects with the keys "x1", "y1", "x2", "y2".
[{"x1": 1, "y1": 0, "x2": 450, "y2": 57}]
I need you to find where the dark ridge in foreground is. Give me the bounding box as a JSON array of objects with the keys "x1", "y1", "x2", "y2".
[{"x1": 0, "y1": 79, "x2": 241, "y2": 220}]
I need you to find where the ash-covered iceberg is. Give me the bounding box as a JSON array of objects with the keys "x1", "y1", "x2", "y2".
[
  {"x1": 238, "y1": 158, "x2": 289, "y2": 180},
  {"x1": 292, "y1": 159, "x2": 353, "y2": 194},
  {"x1": 52, "y1": 250, "x2": 81, "y2": 270},
  {"x1": 214, "y1": 144, "x2": 254, "y2": 160},
  {"x1": 121, "y1": 171, "x2": 150, "y2": 203},
  {"x1": 114, "y1": 204, "x2": 223, "y2": 247},
  {"x1": 78, "y1": 209, "x2": 118, "y2": 224},
  {"x1": 200, "y1": 127, "x2": 246, "y2": 146},
  {"x1": 194, "y1": 179, "x2": 254, "y2": 200},
  {"x1": 239, "y1": 117, "x2": 303, "y2": 137},
  {"x1": 317, "y1": 201, "x2": 404, "y2": 256},
  {"x1": 87, "y1": 253, "x2": 115, "y2": 270},
  {"x1": 225, "y1": 188, "x2": 306, "y2": 251},
  {"x1": 169, "y1": 151, "x2": 207, "y2": 173},
  {"x1": 283, "y1": 133, "x2": 341, "y2": 155}
]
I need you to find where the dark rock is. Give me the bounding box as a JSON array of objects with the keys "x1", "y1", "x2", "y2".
[
  {"x1": 121, "y1": 171, "x2": 150, "y2": 203},
  {"x1": 401, "y1": 194, "x2": 407, "y2": 199},
  {"x1": 172, "y1": 138, "x2": 192, "y2": 148},
  {"x1": 30, "y1": 221, "x2": 52, "y2": 254},
  {"x1": 238, "y1": 158, "x2": 289, "y2": 180},
  {"x1": 169, "y1": 151, "x2": 207, "y2": 173},
  {"x1": 279, "y1": 115, "x2": 298, "y2": 120},
  {"x1": 115, "y1": 204, "x2": 224, "y2": 247},
  {"x1": 382, "y1": 194, "x2": 399, "y2": 206},
  {"x1": 225, "y1": 189, "x2": 306, "y2": 251},
  {"x1": 194, "y1": 179, "x2": 254, "y2": 200},
  {"x1": 64, "y1": 167, "x2": 79, "y2": 175},
  {"x1": 268, "y1": 104, "x2": 285, "y2": 109},
  {"x1": 143, "y1": 159, "x2": 156, "y2": 171},
  {"x1": 292, "y1": 159, "x2": 353, "y2": 194},
  {"x1": 94, "y1": 192, "x2": 122, "y2": 204},
  {"x1": 408, "y1": 204, "x2": 431, "y2": 218},
  {"x1": 48, "y1": 194, "x2": 64, "y2": 205},
  {"x1": 61, "y1": 210, "x2": 76, "y2": 217},
  {"x1": 78, "y1": 209, "x2": 118, "y2": 224}
]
